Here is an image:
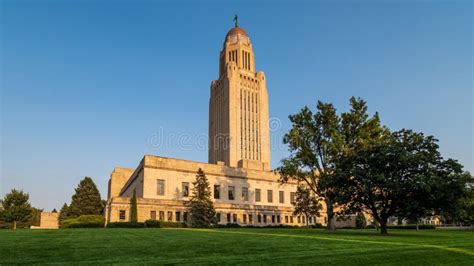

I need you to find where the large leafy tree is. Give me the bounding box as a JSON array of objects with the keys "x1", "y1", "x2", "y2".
[
  {"x1": 279, "y1": 98, "x2": 378, "y2": 231},
  {"x1": 0, "y1": 189, "x2": 33, "y2": 229},
  {"x1": 68, "y1": 177, "x2": 103, "y2": 217},
  {"x1": 338, "y1": 129, "x2": 467, "y2": 235},
  {"x1": 293, "y1": 186, "x2": 321, "y2": 227},
  {"x1": 188, "y1": 168, "x2": 217, "y2": 228}
]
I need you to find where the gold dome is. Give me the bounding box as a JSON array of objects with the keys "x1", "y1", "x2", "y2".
[{"x1": 226, "y1": 27, "x2": 248, "y2": 38}]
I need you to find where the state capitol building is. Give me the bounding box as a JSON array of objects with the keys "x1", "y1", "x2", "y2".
[{"x1": 105, "y1": 21, "x2": 339, "y2": 227}]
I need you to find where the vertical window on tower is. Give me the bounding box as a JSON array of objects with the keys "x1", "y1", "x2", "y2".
[
  {"x1": 248, "y1": 53, "x2": 251, "y2": 70},
  {"x1": 157, "y1": 179, "x2": 165, "y2": 196}
]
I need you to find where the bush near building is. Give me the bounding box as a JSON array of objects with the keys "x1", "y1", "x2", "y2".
[
  {"x1": 144, "y1": 220, "x2": 187, "y2": 228},
  {"x1": 61, "y1": 215, "x2": 105, "y2": 228},
  {"x1": 106, "y1": 222, "x2": 145, "y2": 228}
]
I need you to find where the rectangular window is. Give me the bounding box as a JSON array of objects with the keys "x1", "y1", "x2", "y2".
[
  {"x1": 297, "y1": 216, "x2": 301, "y2": 224},
  {"x1": 157, "y1": 179, "x2": 165, "y2": 195},
  {"x1": 279, "y1": 191, "x2": 284, "y2": 204},
  {"x1": 150, "y1": 211, "x2": 156, "y2": 220},
  {"x1": 233, "y1": 214, "x2": 237, "y2": 223},
  {"x1": 277, "y1": 215, "x2": 281, "y2": 224},
  {"x1": 285, "y1": 216, "x2": 289, "y2": 223},
  {"x1": 119, "y1": 210, "x2": 126, "y2": 220},
  {"x1": 216, "y1": 213, "x2": 221, "y2": 223},
  {"x1": 272, "y1": 215, "x2": 275, "y2": 223},
  {"x1": 214, "y1": 185, "x2": 220, "y2": 199},
  {"x1": 167, "y1": 211, "x2": 173, "y2": 221},
  {"x1": 263, "y1": 215, "x2": 267, "y2": 224},
  {"x1": 255, "y1": 189, "x2": 261, "y2": 202},
  {"x1": 290, "y1": 192, "x2": 296, "y2": 204},
  {"x1": 228, "y1": 186, "x2": 235, "y2": 200},
  {"x1": 176, "y1": 211, "x2": 181, "y2": 222},
  {"x1": 257, "y1": 214, "x2": 262, "y2": 223},
  {"x1": 267, "y1": 190, "x2": 273, "y2": 203},
  {"x1": 242, "y1": 187, "x2": 248, "y2": 201},
  {"x1": 182, "y1": 182, "x2": 189, "y2": 197},
  {"x1": 159, "y1": 211, "x2": 164, "y2": 221},
  {"x1": 290, "y1": 216, "x2": 294, "y2": 223},
  {"x1": 227, "y1": 213, "x2": 231, "y2": 223},
  {"x1": 183, "y1": 212, "x2": 188, "y2": 222},
  {"x1": 243, "y1": 214, "x2": 247, "y2": 224},
  {"x1": 249, "y1": 214, "x2": 253, "y2": 224}
]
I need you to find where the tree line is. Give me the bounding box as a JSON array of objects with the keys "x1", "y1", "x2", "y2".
[
  {"x1": 0, "y1": 176, "x2": 105, "y2": 229},
  {"x1": 278, "y1": 97, "x2": 473, "y2": 235}
]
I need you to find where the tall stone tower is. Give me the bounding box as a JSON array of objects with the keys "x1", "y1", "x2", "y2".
[{"x1": 208, "y1": 21, "x2": 270, "y2": 171}]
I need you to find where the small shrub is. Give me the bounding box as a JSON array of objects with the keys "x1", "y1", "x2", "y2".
[
  {"x1": 310, "y1": 223, "x2": 325, "y2": 229},
  {"x1": 387, "y1": 224, "x2": 435, "y2": 230},
  {"x1": 107, "y1": 222, "x2": 145, "y2": 228},
  {"x1": 61, "y1": 215, "x2": 105, "y2": 228},
  {"x1": 225, "y1": 223, "x2": 242, "y2": 228},
  {"x1": 144, "y1": 220, "x2": 187, "y2": 228},
  {"x1": 144, "y1": 220, "x2": 161, "y2": 228},
  {"x1": 157, "y1": 221, "x2": 187, "y2": 228}
]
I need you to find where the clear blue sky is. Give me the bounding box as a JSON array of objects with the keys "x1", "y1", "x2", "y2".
[{"x1": 1, "y1": 0, "x2": 472, "y2": 211}]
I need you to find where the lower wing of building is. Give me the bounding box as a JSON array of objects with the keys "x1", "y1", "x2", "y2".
[{"x1": 105, "y1": 155, "x2": 325, "y2": 226}]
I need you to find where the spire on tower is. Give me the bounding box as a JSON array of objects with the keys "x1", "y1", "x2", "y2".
[{"x1": 233, "y1": 15, "x2": 238, "y2": 27}]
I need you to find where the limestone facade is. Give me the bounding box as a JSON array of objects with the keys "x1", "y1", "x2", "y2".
[{"x1": 208, "y1": 26, "x2": 270, "y2": 170}]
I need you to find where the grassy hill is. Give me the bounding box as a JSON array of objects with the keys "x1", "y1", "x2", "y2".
[{"x1": 0, "y1": 228, "x2": 473, "y2": 265}]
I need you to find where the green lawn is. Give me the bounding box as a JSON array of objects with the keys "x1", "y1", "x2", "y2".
[{"x1": 0, "y1": 228, "x2": 473, "y2": 265}]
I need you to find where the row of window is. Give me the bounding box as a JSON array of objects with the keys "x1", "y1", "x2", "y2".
[
  {"x1": 119, "y1": 210, "x2": 189, "y2": 222},
  {"x1": 157, "y1": 179, "x2": 296, "y2": 204},
  {"x1": 119, "y1": 209, "x2": 318, "y2": 225},
  {"x1": 218, "y1": 213, "x2": 318, "y2": 225}
]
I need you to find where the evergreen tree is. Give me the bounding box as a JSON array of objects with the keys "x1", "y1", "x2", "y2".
[
  {"x1": 188, "y1": 168, "x2": 217, "y2": 228},
  {"x1": 130, "y1": 189, "x2": 138, "y2": 223},
  {"x1": 68, "y1": 177, "x2": 103, "y2": 217},
  {"x1": 0, "y1": 189, "x2": 33, "y2": 229},
  {"x1": 59, "y1": 203, "x2": 70, "y2": 223}
]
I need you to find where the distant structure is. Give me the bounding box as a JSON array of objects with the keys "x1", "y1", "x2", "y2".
[
  {"x1": 31, "y1": 212, "x2": 59, "y2": 229},
  {"x1": 105, "y1": 19, "x2": 349, "y2": 227}
]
